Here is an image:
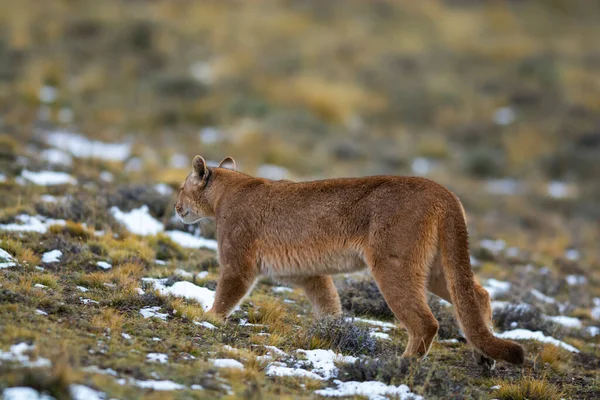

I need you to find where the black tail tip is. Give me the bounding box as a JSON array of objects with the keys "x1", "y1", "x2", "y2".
[{"x1": 505, "y1": 342, "x2": 525, "y2": 365}]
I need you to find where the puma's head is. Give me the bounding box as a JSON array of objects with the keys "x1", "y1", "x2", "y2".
[{"x1": 175, "y1": 156, "x2": 236, "y2": 224}]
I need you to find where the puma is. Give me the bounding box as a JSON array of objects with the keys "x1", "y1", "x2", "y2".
[{"x1": 175, "y1": 156, "x2": 525, "y2": 366}]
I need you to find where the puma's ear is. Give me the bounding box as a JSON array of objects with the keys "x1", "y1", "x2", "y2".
[
  {"x1": 218, "y1": 156, "x2": 236, "y2": 171},
  {"x1": 192, "y1": 155, "x2": 208, "y2": 178}
]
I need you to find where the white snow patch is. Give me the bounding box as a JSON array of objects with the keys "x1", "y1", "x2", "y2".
[
  {"x1": 566, "y1": 275, "x2": 587, "y2": 286},
  {"x1": 21, "y1": 170, "x2": 76, "y2": 186},
  {"x1": 315, "y1": 380, "x2": 423, "y2": 400},
  {"x1": 369, "y1": 332, "x2": 390, "y2": 340},
  {"x1": 590, "y1": 298, "x2": 600, "y2": 320},
  {"x1": 198, "y1": 127, "x2": 222, "y2": 144},
  {"x1": 154, "y1": 183, "x2": 173, "y2": 196},
  {"x1": 147, "y1": 353, "x2": 168, "y2": 364},
  {"x1": 99, "y1": 171, "x2": 113, "y2": 182},
  {"x1": 39, "y1": 195, "x2": 59, "y2": 203},
  {"x1": 296, "y1": 349, "x2": 356, "y2": 380},
  {"x1": 496, "y1": 329, "x2": 579, "y2": 352},
  {"x1": 0, "y1": 343, "x2": 51, "y2": 368},
  {"x1": 545, "y1": 315, "x2": 582, "y2": 329},
  {"x1": 45, "y1": 131, "x2": 131, "y2": 162},
  {"x1": 121, "y1": 333, "x2": 132, "y2": 340},
  {"x1": 197, "y1": 271, "x2": 209, "y2": 279},
  {"x1": 35, "y1": 310, "x2": 48, "y2": 316},
  {"x1": 439, "y1": 339, "x2": 459, "y2": 343},
  {"x1": 69, "y1": 384, "x2": 105, "y2": 400},
  {"x1": 480, "y1": 239, "x2": 506, "y2": 254},
  {"x1": 272, "y1": 286, "x2": 293, "y2": 293},
  {"x1": 41, "y1": 250, "x2": 62, "y2": 263},
  {"x1": 211, "y1": 359, "x2": 244, "y2": 369},
  {"x1": 530, "y1": 289, "x2": 556, "y2": 304},
  {"x1": 108, "y1": 206, "x2": 218, "y2": 250},
  {"x1": 345, "y1": 317, "x2": 396, "y2": 332},
  {"x1": 564, "y1": 249, "x2": 580, "y2": 261},
  {"x1": 2, "y1": 387, "x2": 55, "y2": 400},
  {"x1": 411, "y1": 157, "x2": 433, "y2": 176},
  {"x1": 194, "y1": 321, "x2": 216, "y2": 330},
  {"x1": 265, "y1": 365, "x2": 323, "y2": 380},
  {"x1": 169, "y1": 153, "x2": 189, "y2": 169},
  {"x1": 125, "y1": 379, "x2": 186, "y2": 391},
  {"x1": 34, "y1": 284, "x2": 47, "y2": 289},
  {"x1": 39, "y1": 86, "x2": 57, "y2": 103},
  {"x1": 96, "y1": 261, "x2": 112, "y2": 270},
  {"x1": 485, "y1": 178, "x2": 523, "y2": 195},
  {"x1": 82, "y1": 365, "x2": 118, "y2": 376},
  {"x1": 76, "y1": 286, "x2": 89, "y2": 293},
  {"x1": 190, "y1": 62, "x2": 214, "y2": 85},
  {"x1": 165, "y1": 230, "x2": 218, "y2": 250},
  {"x1": 140, "y1": 306, "x2": 168, "y2": 321},
  {"x1": 0, "y1": 214, "x2": 66, "y2": 234},
  {"x1": 110, "y1": 206, "x2": 164, "y2": 236},
  {"x1": 547, "y1": 181, "x2": 574, "y2": 199},
  {"x1": 484, "y1": 279, "x2": 511, "y2": 299},
  {"x1": 0, "y1": 248, "x2": 16, "y2": 269},
  {"x1": 40, "y1": 148, "x2": 73, "y2": 167},
  {"x1": 587, "y1": 327, "x2": 600, "y2": 337},
  {"x1": 174, "y1": 268, "x2": 193, "y2": 278},
  {"x1": 493, "y1": 107, "x2": 515, "y2": 125},
  {"x1": 257, "y1": 164, "x2": 289, "y2": 180},
  {"x1": 79, "y1": 298, "x2": 98, "y2": 305},
  {"x1": 143, "y1": 278, "x2": 215, "y2": 311}
]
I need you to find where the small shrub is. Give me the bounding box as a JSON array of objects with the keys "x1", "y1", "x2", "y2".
[
  {"x1": 494, "y1": 303, "x2": 560, "y2": 337},
  {"x1": 338, "y1": 354, "x2": 413, "y2": 385},
  {"x1": 338, "y1": 278, "x2": 394, "y2": 320},
  {"x1": 148, "y1": 233, "x2": 184, "y2": 260},
  {"x1": 492, "y1": 377, "x2": 563, "y2": 400},
  {"x1": 91, "y1": 308, "x2": 125, "y2": 334},
  {"x1": 304, "y1": 316, "x2": 376, "y2": 356},
  {"x1": 463, "y1": 147, "x2": 505, "y2": 178},
  {"x1": 0, "y1": 134, "x2": 19, "y2": 160},
  {"x1": 539, "y1": 343, "x2": 572, "y2": 371},
  {"x1": 48, "y1": 221, "x2": 90, "y2": 239},
  {"x1": 428, "y1": 295, "x2": 461, "y2": 340}
]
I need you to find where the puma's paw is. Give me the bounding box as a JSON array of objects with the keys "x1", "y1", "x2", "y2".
[{"x1": 474, "y1": 351, "x2": 496, "y2": 371}]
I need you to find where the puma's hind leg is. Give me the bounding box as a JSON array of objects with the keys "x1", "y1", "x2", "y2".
[
  {"x1": 427, "y1": 254, "x2": 496, "y2": 369},
  {"x1": 284, "y1": 275, "x2": 342, "y2": 317},
  {"x1": 473, "y1": 280, "x2": 496, "y2": 369},
  {"x1": 367, "y1": 251, "x2": 439, "y2": 359}
]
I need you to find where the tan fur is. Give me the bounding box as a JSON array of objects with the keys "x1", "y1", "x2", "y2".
[{"x1": 175, "y1": 156, "x2": 525, "y2": 365}]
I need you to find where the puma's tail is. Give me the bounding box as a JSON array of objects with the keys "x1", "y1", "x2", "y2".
[{"x1": 439, "y1": 195, "x2": 524, "y2": 365}]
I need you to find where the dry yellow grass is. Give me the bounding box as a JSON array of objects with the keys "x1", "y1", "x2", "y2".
[
  {"x1": 91, "y1": 308, "x2": 125, "y2": 335},
  {"x1": 49, "y1": 221, "x2": 91, "y2": 239},
  {"x1": 492, "y1": 377, "x2": 563, "y2": 400},
  {"x1": 539, "y1": 344, "x2": 572, "y2": 371}
]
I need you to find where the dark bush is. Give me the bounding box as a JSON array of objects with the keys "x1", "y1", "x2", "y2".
[
  {"x1": 306, "y1": 316, "x2": 377, "y2": 356},
  {"x1": 108, "y1": 184, "x2": 172, "y2": 219},
  {"x1": 338, "y1": 278, "x2": 394, "y2": 320},
  {"x1": 428, "y1": 295, "x2": 461, "y2": 340},
  {"x1": 494, "y1": 303, "x2": 560, "y2": 337},
  {"x1": 463, "y1": 147, "x2": 505, "y2": 178}
]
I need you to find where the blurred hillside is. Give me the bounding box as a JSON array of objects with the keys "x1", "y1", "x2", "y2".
[{"x1": 1, "y1": 0, "x2": 599, "y2": 260}]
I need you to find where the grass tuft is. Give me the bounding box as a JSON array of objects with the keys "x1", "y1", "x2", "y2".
[{"x1": 492, "y1": 377, "x2": 563, "y2": 400}]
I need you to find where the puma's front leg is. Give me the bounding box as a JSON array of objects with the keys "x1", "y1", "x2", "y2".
[
  {"x1": 209, "y1": 271, "x2": 257, "y2": 318},
  {"x1": 209, "y1": 239, "x2": 258, "y2": 318}
]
